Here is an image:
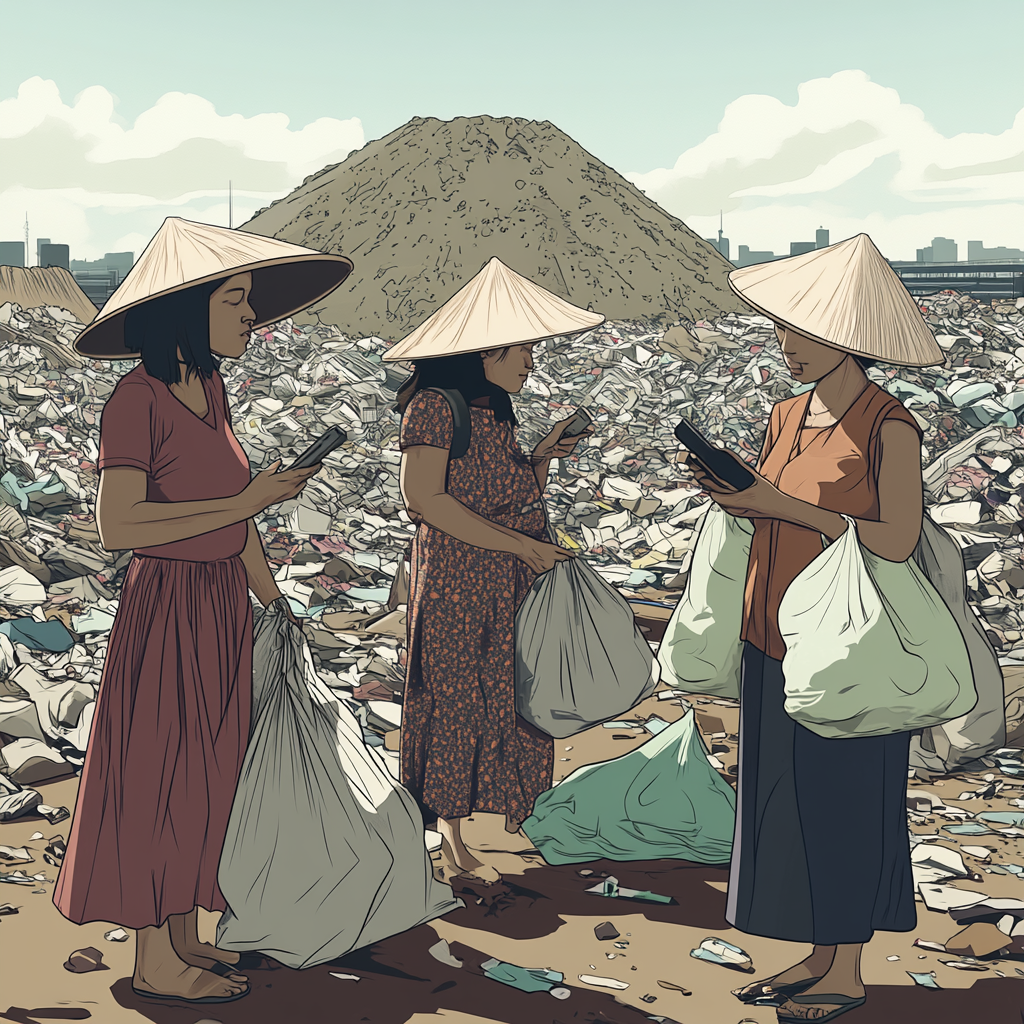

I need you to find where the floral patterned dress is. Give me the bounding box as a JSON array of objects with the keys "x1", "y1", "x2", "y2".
[{"x1": 399, "y1": 389, "x2": 553, "y2": 830}]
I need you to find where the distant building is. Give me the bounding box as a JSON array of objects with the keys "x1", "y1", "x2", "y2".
[
  {"x1": 70, "y1": 251, "x2": 135, "y2": 305},
  {"x1": 736, "y1": 245, "x2": 778, "y2": 267},
  {"x1": 39, "y1": 243, "x2": 70, "y2": 270},
  {"x1": 72, "y1": 269, "x2": 120, "y2": 308},
  {"x1": 816, "y1": 227, "x2": 829, "y2": 249},
  {"x1": 704, "y1": 213, "x2": 731, "y2": 261},
  {"x1": 918, "y1": 237, "x2": 958, "y2": 263},
  {"x1": 890, "y1": 260, "x2": 1023, "y2": 301},
  {"x1": 790, "y1": 241, "x2": 816, "y2": 256},
  {"x1": 0, "y1": 241, "x2": 25, "y2": 267},
  {"x1": 968, "y1": 241, "x2": 1024, "y2": 262},
  {"x1": 704, "y1": 232, "x2": 730, "y2": 261},
  {"x1": 35, "y1": 238, "x2": 50, "y2": 266}
]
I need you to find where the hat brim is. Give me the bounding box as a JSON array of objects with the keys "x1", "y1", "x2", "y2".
[
  {"x1": 727, "y1": 273, "x2": 944, "y2": 368},
  {"x1": 73, "y1": 254, "x2": 353, "y2": 359}
]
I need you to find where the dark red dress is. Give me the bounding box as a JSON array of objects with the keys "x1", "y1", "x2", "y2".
[
  {"x1": 399, "y1": 390, "x2": 553, "y2": 831},
  {"x1": 54, "y1": 364, "x2": 253, "y2": 929}
]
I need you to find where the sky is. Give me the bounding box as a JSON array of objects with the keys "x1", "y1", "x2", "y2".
[{"x1": 0, "y1": 0, "x2": 1021, "y2": 263}]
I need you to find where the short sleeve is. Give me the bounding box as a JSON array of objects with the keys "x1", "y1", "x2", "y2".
[
  {"x1": 97, "y1": 379, "x2": 155, "y2": 473},
  {"x1": 399, "y1": 389, "x2": 453, "y2": 451}
]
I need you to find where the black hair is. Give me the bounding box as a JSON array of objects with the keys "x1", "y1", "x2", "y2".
[
  {"x1": 123, "y1": 278, "x2": 246, "y2": 386},
  {"x1": 854, "y1": 355, "x2": 878, "y2": 371},
  {"x1": 394, "y1": 350, "x2": 517, "y2": 425}
]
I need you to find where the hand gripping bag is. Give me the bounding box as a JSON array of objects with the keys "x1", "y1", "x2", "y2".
[
  {"x1": 216, "y1": 601, "x2": 462, "y2": 969},
  {"x1": 778, "y1": 515, "x2": 977, "y2": 738},
  {"x1": 514, "y1": 554, "x2": 660, "y2": 740},
  {"x1": 656, "y1": 505, "x2": 753, "y2": 700}
]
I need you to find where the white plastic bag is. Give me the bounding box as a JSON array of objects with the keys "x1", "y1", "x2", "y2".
[
  {"x1": 656, "y1": 505, "x2": 753, "y2": 700},
  {"x1": 779, "y1": 515, "x2": 977, "y2": 738},
  {"x1": 515, "y1": 557, "x2": 660, "y2": 739},
  {"x1": 217, "y1": 602, "x2": 462, "y2": 969}
]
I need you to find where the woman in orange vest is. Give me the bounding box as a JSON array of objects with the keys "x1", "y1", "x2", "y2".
[{"x1": 686, "y1": 235, "x2": 943, "y2": 1024}]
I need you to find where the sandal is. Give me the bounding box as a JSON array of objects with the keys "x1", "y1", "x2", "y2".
[
  {"x1": 776, "y1": 992, "x2": 867, "y2": 1023},
  {"x1": 734, "y1": 975, "x2": 822, "y2": 1005},
  {"x1": 131, "y1": 983, "x2": 250, "y2": 1005}
]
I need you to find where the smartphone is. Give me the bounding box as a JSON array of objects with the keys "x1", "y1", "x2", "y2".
[
  {"x1": 673, "y1": 418, "x2": 755, "y2": 491},
  {"x1": 560, "y1": 407, "x2": 594, "y2": 438},
  {"x1": 283, "y1": 426, "x2": 348, "y2": 471}
]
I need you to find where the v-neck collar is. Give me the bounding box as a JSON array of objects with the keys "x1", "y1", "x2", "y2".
[
  {"x1": 766, "y1": 381, "x2": 875, "y2": 485},
  {"x1": 165, "y1": 373, "x2": 217, "y2": 429}
]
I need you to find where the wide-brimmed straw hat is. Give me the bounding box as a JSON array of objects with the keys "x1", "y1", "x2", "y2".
[
  {"x1": 728, "y1": 233, "x2": 943, "y2": 367},
  {"x1": 73, "y1": 217, "x2": 353, "y2": 359},
  {"x1": 382, "y1": 256, "x2": 605, "y2": 362}
]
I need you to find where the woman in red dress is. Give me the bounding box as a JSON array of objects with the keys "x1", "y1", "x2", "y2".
[{"x1": 54, "y1": 218, "x2": 351, "y2": 1005}]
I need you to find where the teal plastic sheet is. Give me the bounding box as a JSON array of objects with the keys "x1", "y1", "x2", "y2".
[{"x1": 521, "y1": 710, "x2": 736, "y2": 865}]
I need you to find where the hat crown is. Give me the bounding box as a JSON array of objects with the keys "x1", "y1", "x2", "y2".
[
  {"x1": 728, "y1": 233, "x2": 943, "y2": 367},
  {"x1": 383, "y1": 256, "x2": 605, "y2": 362}
]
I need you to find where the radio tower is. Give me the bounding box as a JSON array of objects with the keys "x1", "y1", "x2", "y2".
[{"x1": 24, "y1": 212, "x2": 29, "y2": 267}]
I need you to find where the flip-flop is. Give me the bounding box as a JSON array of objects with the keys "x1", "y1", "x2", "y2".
[
  {"x1": 734, "y1": 975, "x2": 823, "y2": 1004},
  {"x1": 131, "y1": 984, "x2": 250, "y2": 1005},
  {"x1": 776, "y1": 992, "x2": 867, "y2": 1023}
]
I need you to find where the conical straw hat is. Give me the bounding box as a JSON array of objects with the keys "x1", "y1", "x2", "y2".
[
  {"x1": 728, "y1": 233, "x2": 943, "y2": 367},
  {"x1": 382, "y1": 256, "x2": 605, "y2": 362},
  {"x1": 73, "y1": 217, "x2": 353, "y2": 359}
]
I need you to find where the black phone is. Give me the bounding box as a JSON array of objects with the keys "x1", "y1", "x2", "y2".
[
  {"x1": 674, "y1": 418, "x2": 755, "y2": 491},
  {"x1": 283, "y1": 426, "x2": 348, "y2": 471},
  {"x1": 560, "y1": 407, "x2": 593, "y2": 437}
]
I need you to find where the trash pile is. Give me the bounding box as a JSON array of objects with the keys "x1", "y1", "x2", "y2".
[{"x1": 0, "y1": 291, "x2": 1023, "y2": 811}]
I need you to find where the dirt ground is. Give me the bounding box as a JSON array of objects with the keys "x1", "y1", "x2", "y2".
[{"x1": 2, "y1": 691, "x2": 1023, "y2": 1024}]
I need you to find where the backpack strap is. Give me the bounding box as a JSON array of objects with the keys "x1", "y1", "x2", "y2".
[{"x1": 427, "y1": 388, "x2": 472, "y2": 460}]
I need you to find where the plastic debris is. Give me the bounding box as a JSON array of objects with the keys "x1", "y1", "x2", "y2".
[
  {"x1": 578, "y1": 974, "x2": 629, "y2": 990},
  {"x1": 585, "y1": 876, "x2": 673, "y2": 904},
  {"x1": 481, "y1": 957, "x2": 564, "y2": 994},
  {"x1": 689, "y1": 936, "x2": 754, "y2": 973},
  {"x1": 427, "y1": 938, "x2": 463, "y2": 968}
]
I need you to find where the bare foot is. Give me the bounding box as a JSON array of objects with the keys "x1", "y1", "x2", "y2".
[
  {"x1": 175, "y1": 949, "x2": 248, "y2": 984},
  {"x1": 439, "y1": 836, "x2": 502, "y2": 884},
  {"x1": 133, "y1": 962, "x2": 248, "y2": 1002},
  {"x1": 733, "y1": 950, "x2": 834, "y2": 1001}
]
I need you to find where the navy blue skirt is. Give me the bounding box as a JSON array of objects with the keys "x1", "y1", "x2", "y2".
[{"x1": 725, "y1": 642, "x2": 916, "y2": 945}]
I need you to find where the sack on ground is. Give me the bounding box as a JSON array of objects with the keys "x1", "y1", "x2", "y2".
[
  {"x1": 779, "y1": 515, "x2": 977, "y2": 739},
  {"x1": 656, "y1": 505, "x2": 752, "y2": 700},
  {"x1": 521, "y1": 709, "x2": 735, "y2": 864},
  {"x1": 515, "y1": 557, "x2": 660, "y2": 739},
  {"x1": 217, "y1": 601, "x2": 462, "y2": 969}
]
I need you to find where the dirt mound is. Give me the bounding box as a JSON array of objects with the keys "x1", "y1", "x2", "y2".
[
  {"x1": 242, "y1": 116, "x2": 745, "y2": 340},
  {"x1": 0, "y1": 267, "x2": 96, "y2": 325}
]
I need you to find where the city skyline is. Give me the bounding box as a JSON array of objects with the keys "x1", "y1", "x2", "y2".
[{"x1": 0, "y1": 3, "x2": 1020, "y2": 265}]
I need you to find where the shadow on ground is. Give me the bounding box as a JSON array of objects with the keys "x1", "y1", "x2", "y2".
[{"x1": 448, "y1": 858, "x2": 733, "y2": 939}]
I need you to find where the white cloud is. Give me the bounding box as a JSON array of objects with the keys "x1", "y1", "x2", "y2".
[
  {"x1": 626, "y1": 70, "x2": 1024, "y2": 260},
  {"x1": 0, "y1": 78, "x2": 364, "y2": 260}
]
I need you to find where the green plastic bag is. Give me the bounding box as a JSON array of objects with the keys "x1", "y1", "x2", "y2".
[
  {"x1": 779, "y1": 515, "x2": 977, "y2": 738},
  {"x1": 521, "y1": 709, "x2": 736, "y2": 864},
  {"x1": 656, "y1": 505, "x2": 752, "y2": 700}
]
